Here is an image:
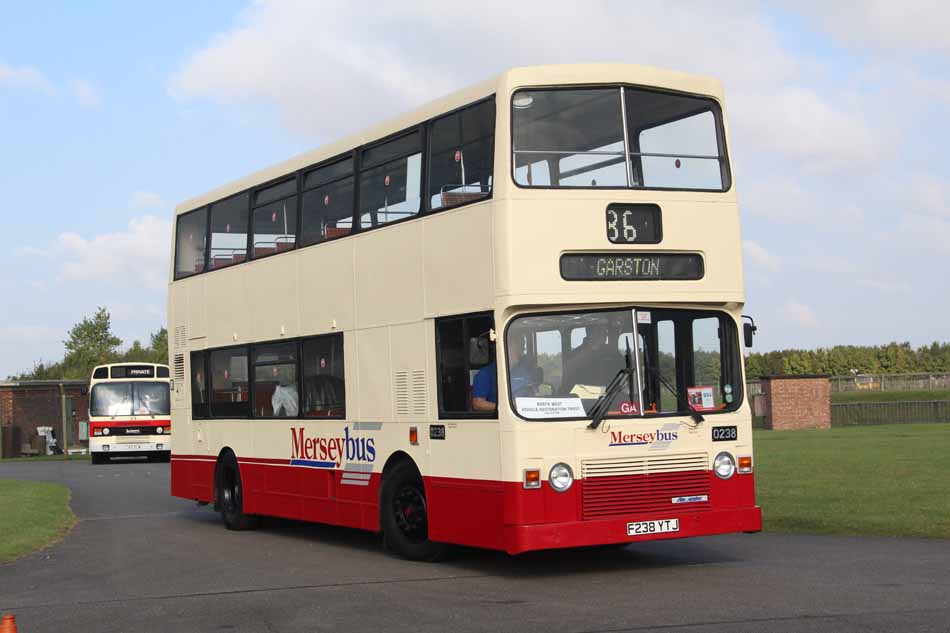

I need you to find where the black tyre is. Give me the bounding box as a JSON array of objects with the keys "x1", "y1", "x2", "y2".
[
  {"x1": 215, "y1": 452, "x2": 259, "y2": 531},
  {"x1": 91, "y1": 453, "x2": 107, "y2": 465},
  {"x1": 380, "y1": 461, "x2": 447, "y2": 561}
]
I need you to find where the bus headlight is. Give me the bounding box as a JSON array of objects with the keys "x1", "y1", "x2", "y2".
[
  {"x1": 714, "y1": 452, "x2": 736, "y2": 479},
  {"x1": 549, "y1": 463, "x2": 574, "y2": 492},
  {"x1": 156, "y1": 427, "x2": 163, "y2": 434},
  {"x1": 102, "y1": 428, "x2": 110, "y2": 436}
]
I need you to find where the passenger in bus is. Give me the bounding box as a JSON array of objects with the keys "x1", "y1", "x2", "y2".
[
  {"x1": 303, "y1": 359, "x2": 345, "y2": 416},
  {"x1": 564, "y1": 324, "x2": 621, "y2": 391},
  {"x1": 272, "y1": 383, "x2": 299, "y2": 417}
]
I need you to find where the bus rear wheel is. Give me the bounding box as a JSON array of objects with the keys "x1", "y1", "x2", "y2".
[
  {"x1": 215, "y1": 453, "x2": 259, "y2": 531},
  {"x1": 380, "y1": 461, "x2": 447, "y2": 561}
]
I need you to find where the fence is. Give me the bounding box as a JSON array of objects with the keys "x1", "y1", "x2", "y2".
[
  {"x1": 829, "y1": 373, "x2": 950, "y2": 393},
  {"x1": 831, "y1": 400, "x2": 950, "y2": 426}
]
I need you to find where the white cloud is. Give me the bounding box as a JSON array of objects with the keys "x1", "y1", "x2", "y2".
[
  {"x1": 743, "y1": 240, "x2": 780, "y2": 272},
  {"x1": 0, "y1": 324, "x2": 60, "y2": 343},
  {"x1": 56, "y1": 215, "x2": 172, "y2": 290},
  {"x1": 71, "y1": 78, "x2": 101, "y2": 107},
  {"x1": 912, "y1": 174, "x2": 949, "y2": 218},
  {"x1": 730, "y1": 87, "x2": 881, "y2": 171},
  {"x1": 0, "y1": 61, "x2": 54, "y2": 93},
  {"x1": 130, "y1": 191, "x2": 165, "y2": 209},
  {"x1": 857, "y1": 278, "x2": 911, "y2": 293},
  {"x1": 798, "y1": 253, "x2": 858, "y2": 275},
  {"x1": 783, "y1": 300, "x2": 818, "y2": 328},
  {"x1": 792, "y1": 1, "x2": 950, "y2": 55}
]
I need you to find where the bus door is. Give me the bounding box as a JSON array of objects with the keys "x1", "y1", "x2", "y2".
[{"x1": 428, "y1": 313, "x2": 503, "y2": 548}]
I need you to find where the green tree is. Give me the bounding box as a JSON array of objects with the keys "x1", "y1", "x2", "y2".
[
  {"x1": 149, "y1": 327, "x2": 168, "y2": 364},
  {"x1": 61, "y1": 307, "x2": 122, "y2": 379}
]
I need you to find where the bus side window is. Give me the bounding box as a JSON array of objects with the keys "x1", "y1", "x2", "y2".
[
  {"x1": 191, "y1": 351, "x2": 209, "y2": 419},
  {"x1": 429, "y1": 99, "x2": 495, "y2": 210},
  {"x1": 435, "y1": 313, "x2": 495, "y2": 418},
  {"x1": 301, "y1": 334, "x2": 346, "y2": 418}
]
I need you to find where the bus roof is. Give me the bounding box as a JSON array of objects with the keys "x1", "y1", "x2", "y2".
[{"x1": 173, "y1": 63, "x2": 724, "y2": 216}]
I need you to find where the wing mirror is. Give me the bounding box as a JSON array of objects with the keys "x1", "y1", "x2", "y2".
[{"x1": 742, "y1": 315, "x2": 757, "y2": 348}]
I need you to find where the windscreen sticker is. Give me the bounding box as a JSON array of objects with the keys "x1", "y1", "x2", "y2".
[
  {"x1": 636, "y1": 311, "x2": 652, "y2": 324},
  {"x1": 687, "y1": 386, "x2": 716, "y2": 411},
  {"x1": 516, "y1": 397, "x2": 586, "y2": 419}
]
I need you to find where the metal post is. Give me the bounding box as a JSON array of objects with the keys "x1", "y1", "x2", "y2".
[{"x1": 59, "y1": 383, "x2": 68, "y2": 455}]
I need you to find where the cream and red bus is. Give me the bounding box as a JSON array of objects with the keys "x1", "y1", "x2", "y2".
[
  {"x1": 89, "y1": 363, "x2": 172, "y2": 464},
  {"x1": 168, "y1": 64, "x2": 761, "y2": 559}
]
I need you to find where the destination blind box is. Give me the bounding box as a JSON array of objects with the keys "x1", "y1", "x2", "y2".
[{"x1": 560, "y1": 253, "x2": 704, "y2": 281}]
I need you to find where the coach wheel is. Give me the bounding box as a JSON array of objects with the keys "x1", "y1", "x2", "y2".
[
  {"x1": 216, "y1": 453, "x2": 259, "y2": 531},
  {"x1": 380, "y1": 461, "x2": 447, "y2": 561},
  {"x1": 91, "y1": 453, "x2": 106, "y2": 465}
]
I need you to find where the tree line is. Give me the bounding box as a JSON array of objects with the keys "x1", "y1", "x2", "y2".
[
  {"x1": 10, "y1": 307, "x2": 168, "y2": 381},
  {"x1": 745, "y1": 342, "x2": 950, "y2": 377}
]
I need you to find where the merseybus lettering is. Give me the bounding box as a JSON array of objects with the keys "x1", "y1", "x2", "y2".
[{"x1": 290, "y1": 426, "x2": 376, "y2": 466}]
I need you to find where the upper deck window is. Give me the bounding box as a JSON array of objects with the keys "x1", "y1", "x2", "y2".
[
  {"x1": 252, "y1": 179, "x2": 297, "y2": 259},
  {"x1": 301, "y1": 158, "x2": 355, "y2": 246},
  {"x1": 359, "y1": 131, "x2": 422, "y2": 228},
  {"x1": 429, "y1": 99, "x2": 495, "y2": 210},
  {"x1": 209, "y1": 193, "x2": 250, "y2": 270},
  {"x1": 174, "y1": 207, "x2": 208, "y2": 279},
  {"x1": 512, "y1": 86, "x2": 729, "y2": 191}
]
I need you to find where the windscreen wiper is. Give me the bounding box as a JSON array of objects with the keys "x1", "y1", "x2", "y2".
[
  {"x1": 588, "y1": 368, "x2": 633, "y2": 430},
  {"x1": 589, "y1": 338, "x2": 640, "y2": 430}
]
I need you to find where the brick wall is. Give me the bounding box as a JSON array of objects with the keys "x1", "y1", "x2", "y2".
[
  {"x1": 763, "y1": 376, "x2": 831, "y2": 431},
  {"x1": 0, "y1": 383, "x2": 89, "y2": 456}
]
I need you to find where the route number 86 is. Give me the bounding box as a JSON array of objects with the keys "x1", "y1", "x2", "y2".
[{"x1": 607, "y1": 209, "x2": 638, "y2": 242}]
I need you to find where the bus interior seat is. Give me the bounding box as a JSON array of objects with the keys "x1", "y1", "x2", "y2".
[{"x1": 324, "y1": 226, "x2": 352, "y2": 239}]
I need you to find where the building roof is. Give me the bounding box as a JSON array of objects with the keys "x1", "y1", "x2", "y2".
[{"x1": 0, "y1": 380, "x2": 88, "y2": 388}]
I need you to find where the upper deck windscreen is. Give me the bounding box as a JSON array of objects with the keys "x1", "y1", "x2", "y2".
[{"x1": 512, "y1": 86, "x2": 729, "y2": 191}]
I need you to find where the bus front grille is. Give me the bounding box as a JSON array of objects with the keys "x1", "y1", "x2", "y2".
[{"x1": 580, "y1": 453, "x2": 710, "y2": 520}]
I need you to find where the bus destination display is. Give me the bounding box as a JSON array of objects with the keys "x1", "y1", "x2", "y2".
[
  {"x1": 560, "y1": 253, "x2": 704, "y2": 281},
  {"x1": 606, "y1": 204, "x2": 661, "y2": 244}
]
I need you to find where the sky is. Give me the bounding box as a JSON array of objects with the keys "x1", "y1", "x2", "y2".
[{"x1": 1, "y1": 1, "x2": 948, "y2": 378}]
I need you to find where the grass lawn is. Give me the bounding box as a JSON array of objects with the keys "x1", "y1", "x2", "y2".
[
  {"x1": 1, "y1": 454, "x2": 88, "y2": 462},
  {"x1": 832, "y1": 388, "x2": 950, "y2": 404},
  {"x1": 0, "y1": 479, "x2": 76, "y2": 562},
  {"x1": 754, "y1": 424, "x2": 950, "y2": 538}
]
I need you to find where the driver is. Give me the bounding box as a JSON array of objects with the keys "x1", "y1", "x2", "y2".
[{"x1": 472, "y1": 338, "x2": 535, "y2": 412}]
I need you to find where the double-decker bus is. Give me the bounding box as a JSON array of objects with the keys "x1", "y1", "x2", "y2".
[
  {"x1": 88, "y1": 363, "x2": 172, "y2": 464},
  {"x1": 168, "y1": 64, "x2": 761, "y2": 559}
]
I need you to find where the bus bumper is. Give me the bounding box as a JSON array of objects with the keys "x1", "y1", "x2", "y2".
[{"x1": 503, "y1": 504, "x2": 762, "y2": 554}]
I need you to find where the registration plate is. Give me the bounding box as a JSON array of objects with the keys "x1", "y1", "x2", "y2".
[
  {"x1": 627, "y1": 518, "x2": 680, "y2": 536},
  {"x1": 116, "y1": 443, "x2": 151, "y2": 451}
]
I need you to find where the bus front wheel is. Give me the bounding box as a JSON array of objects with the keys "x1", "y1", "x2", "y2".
[
  {"x1": 215, "y1": 453, "x2": 259, "y2": 531},
  {"x1": 380, "y1": 461, "x2": 447, "y2": 561}
]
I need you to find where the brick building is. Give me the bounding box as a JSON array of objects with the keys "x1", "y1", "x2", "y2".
[
  {"x1": 0, "y1": 380, "x2": 89, "y2": 458},
  {"x1": 757, "y1": 375, "x2": 831, "y2": 431}
]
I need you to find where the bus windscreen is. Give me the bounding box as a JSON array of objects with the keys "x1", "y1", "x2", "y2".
[{"x1": 91, "y1": 382, "x2": 171, "y2": 417}]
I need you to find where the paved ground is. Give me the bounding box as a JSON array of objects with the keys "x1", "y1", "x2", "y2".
[{"x1": 1, "y1": 460, "x2": 949, "y2": 633}]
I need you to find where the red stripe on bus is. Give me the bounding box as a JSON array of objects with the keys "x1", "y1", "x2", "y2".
[
  {"x1": 171, "y1": 457, "x2": 760, "y2": 554},
  {"x1": 90, "y1": 420, "x2": 170, "y2": 428}
]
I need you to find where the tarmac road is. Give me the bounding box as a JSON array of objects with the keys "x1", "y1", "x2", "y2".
[{"x1": 1, "y1": 459, "x2": 948, "y2": 633}]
